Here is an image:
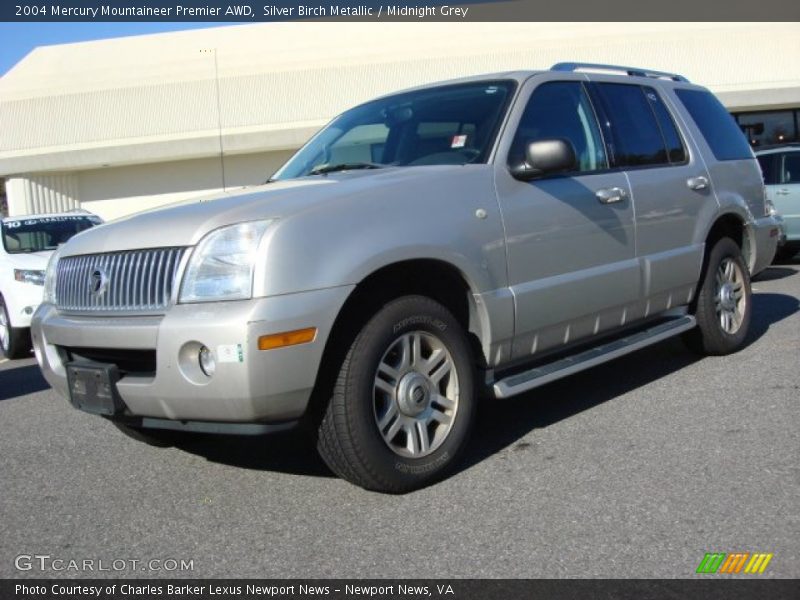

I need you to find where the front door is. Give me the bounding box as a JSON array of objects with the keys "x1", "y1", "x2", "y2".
[{"x1": 494, "y1": 77, "x2": 639, "y2": 360}]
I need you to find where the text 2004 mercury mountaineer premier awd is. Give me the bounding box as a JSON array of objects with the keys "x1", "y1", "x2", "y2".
[{"x1": 32, "y1": 63, "x2": 779, "y2": 492}]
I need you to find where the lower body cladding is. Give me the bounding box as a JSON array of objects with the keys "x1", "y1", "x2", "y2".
[{"x1": 31, "y1": 285, "x2": 354, "y2": 429}]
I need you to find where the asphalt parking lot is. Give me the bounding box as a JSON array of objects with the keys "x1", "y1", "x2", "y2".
[{"x1": 1, "y1": 262, "x2": 798, "y2": 579}]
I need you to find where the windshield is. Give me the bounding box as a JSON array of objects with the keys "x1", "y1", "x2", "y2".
[
  {"x1": 272, "y1": 80, "x2": 516, "y2": 181},
  {"x1": 1, "y1": 215, "x2": 101, "y2": 254}
]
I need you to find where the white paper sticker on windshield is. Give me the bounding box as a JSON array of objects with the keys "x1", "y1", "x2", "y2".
[{"x1": 451, "y1": 135, "x2": 467, "y2": 148}]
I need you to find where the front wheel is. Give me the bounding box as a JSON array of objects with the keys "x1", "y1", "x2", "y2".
[
  {"x1": 684, "y1": 237, "x2": 752, "y2": 355},
  {"x1": 317, "y1": 296, "x2": 476, "y2": 493},
  {"x1": 0, "y1": 295, "x2": 31, "y2": 359}
]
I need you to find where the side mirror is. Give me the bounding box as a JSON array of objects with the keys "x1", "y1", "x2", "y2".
[{"x1": 509, "y1": 139, "x2": 577, "y2": 181}]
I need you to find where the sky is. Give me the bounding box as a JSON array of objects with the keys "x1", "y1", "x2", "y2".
[{"x1": 0, "y1": 23, "x2": 241, "y2": 76}]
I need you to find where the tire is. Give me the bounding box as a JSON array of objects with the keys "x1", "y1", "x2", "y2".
[
  {"x1": 0, "y1": 295, "x2": 31, "y2": 359},
  {"x1": 110, "y1": 421, "x2": 191, "y2": 448},
  {"x1": 684, "y1": 237, "x2": 752, "y2": 355},
  {"x1": 317, "y1": 295, "x2": 476, "y2": 493}
]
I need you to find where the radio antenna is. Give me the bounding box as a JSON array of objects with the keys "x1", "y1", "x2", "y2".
[{"x1": 203, "y1": 47, "x2": 227, "y2": 191}]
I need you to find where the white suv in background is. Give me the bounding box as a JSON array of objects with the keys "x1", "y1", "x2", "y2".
[
  {"x1": 756, "y1": 144, "x2": 800, "y2": 261},
  {"x1": 1, "y1": 211, "x2": 102, "y2": 358}
]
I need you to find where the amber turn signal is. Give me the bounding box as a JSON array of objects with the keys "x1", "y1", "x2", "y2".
[{"x1": 258, "y1": 327, "x2": 317, "y2": 351}]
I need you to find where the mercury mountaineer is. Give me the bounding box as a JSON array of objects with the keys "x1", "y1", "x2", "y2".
[{"x1": 32, "y1": 63, "x2": 779, "y2": 492}]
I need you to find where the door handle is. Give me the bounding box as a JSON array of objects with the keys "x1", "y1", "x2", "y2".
[
  {"x1": 595, "y1": 187, "x2": 628, "y2": 204},
  {"x1": 687, "y1": 176, "x2": 709, "y2": 191},
  {"x1": 776, "y1": 189, "x2": 790, "y2": 196}
]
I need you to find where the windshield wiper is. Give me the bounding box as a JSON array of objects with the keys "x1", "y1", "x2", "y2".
[{"x1": 308, "y1": 162, "x2": 384, "y2": 176}]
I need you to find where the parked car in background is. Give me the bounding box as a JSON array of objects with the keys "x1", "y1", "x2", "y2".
[
  {"x1": 32, "y1": 64, "x2": 779, "y2": 492},
  {"x1": 756, "y1": 144, "x2": 800, "y2": 261},
  {"x1": 1, "y1": 211, "x2": 102, "y2": 358}
]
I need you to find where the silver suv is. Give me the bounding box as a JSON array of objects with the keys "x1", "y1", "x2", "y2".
[{"x1": 32, "y1": 63, "x2": 779, "y2": 492}]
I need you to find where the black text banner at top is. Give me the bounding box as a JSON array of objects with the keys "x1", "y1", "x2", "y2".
[{"x1": 3, "y1": 0, "x2": 799, "y2": 21}]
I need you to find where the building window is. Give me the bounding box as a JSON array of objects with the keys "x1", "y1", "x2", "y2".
[
  {"x1": 0, "y1": 179, "x2": 6, "y2": 217},
  {"x1": 733, "y1": 109, "x2": 799, "y2": 147}
]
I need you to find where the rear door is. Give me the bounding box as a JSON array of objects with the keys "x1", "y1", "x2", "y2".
[{"x1": 587, "y1": 79, "x2": 712, "y2": 311}]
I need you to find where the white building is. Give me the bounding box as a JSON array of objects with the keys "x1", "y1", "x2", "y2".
[{"x1": 1, "y1": 22, "x2": 799, "y2": 220}]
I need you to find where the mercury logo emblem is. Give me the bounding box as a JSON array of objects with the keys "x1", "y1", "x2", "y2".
[
  {"x1": 90, "y1": 268, "x2": 109, "y2": 296},
  {"x1": 411, "y1": 386, "x2": 426, "y2": 404}
]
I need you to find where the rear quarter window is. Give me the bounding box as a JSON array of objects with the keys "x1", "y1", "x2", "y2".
[{"x1": 674, "y1": 89, "x2": 753, "y2": 161}]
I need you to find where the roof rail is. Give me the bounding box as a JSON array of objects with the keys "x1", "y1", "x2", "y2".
[{"x1": 551, "y1": 62, "x2": 690, "y2": 83}]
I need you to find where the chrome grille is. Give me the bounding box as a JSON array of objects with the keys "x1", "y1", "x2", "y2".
[{"x1": 55, "y1": 247, "x2": 187, "y2": 313}]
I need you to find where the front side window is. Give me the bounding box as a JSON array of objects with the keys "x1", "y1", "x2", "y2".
[
  {"x1": 508, "y1": 81, "x2": 607, "y2": 173},
  {"x1": 272, "y1": 81, "x2": 515, "y2": 181},
  {"x1": 1, "y1": 215, "x2": 100, "y2": 254}
]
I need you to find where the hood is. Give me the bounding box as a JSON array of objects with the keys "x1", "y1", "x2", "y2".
[
  {"x1": 58, "y1": 166, "x2": 470, "y2": 256},
  {"x1": 6, "y1": 250, "x2": 52, "y2": 269}
]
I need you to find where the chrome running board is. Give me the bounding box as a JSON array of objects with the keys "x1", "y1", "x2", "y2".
[{"x1": 493, "y1": 315, "x2": 697, "y2": 399}]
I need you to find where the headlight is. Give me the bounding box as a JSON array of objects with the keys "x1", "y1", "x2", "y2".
[
  {"x1": 179, "y1": 220, "x2": 273, "y2": 303},
  {"x1": 14, "y1": 269, "x2": 45, "y2": 286},
  {"x1": 42, "y1": 248, "x2": 61, "y2": 303}
]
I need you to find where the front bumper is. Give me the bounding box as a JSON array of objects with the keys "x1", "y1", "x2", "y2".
[
  {"x1": 749, "y1": 215, "x2": 781, "y2": 275},
  {"x1": 32, "y1": 285, "x2": 353, "y2": 423}
]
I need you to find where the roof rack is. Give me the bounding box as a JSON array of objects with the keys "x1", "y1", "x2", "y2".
[{"x1": 551, "y1": 62, "x2": 689, "y2": 83}]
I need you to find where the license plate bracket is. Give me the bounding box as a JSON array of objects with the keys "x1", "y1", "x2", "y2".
[{"x1": 66, "y1": 362, "x2": 124, "y2": 416}]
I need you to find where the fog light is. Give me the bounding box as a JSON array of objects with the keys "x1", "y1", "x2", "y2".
[
  {"x1": 198, "y1": 346, "x2": 216, "y2": 377},
  {"x1": 23, "y1": 306, "x2": 34, "y2": 315}
]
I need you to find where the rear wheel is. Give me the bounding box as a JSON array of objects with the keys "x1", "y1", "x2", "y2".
[
  {"x1": 317, "y1": 295, "x2": 476, "y2": 493},
  {"x1": 684, "y1": 237, "x2": 752, "y2": 355},
  {"x1": 0, "y1": 295, "x2": 31, "y2": 359}
]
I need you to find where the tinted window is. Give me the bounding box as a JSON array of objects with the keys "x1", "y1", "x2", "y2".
[
  {"x1": 509, "y1": 81, "x2": 607, "y2": 173},
  {"x1": 593, "y1": 83, "x2": 669, "y2": 167},
  {"x1": 1, "y1": 215, "x2": 100, "y2": 254},
  {"x1": 757, "y1": 153, "x2": 779, "y2": 185},
  {"x1": 675, "y1": 89, "x2": 753, "y2": 161},
  {"x1": 272, "y1": 81, "x2": 515, "y2": 180},
  {"x1": 736, "y1": 110, "x2": 798, "y2": 147},
  {"x1": 644, "y1": 87, "x2": 687, "y2": 163},
  {"x1": 782, "y1": 153, "x2": 800, "y2": 184},
  {"x1": 327, "y1": 123, "x2": 388, "y2": 166}
]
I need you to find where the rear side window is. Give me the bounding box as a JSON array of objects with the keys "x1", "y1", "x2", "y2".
[
  {"x1": 675, "y1": 89, "x2": 753, "y2": 161},
  {"x1": 645, "y1": 88, "x2": 687, "y2": 163},
  {"x1": 756, "y1": 153, "x2": 779, "y2": 185},
  {"x1": 591, "y1": 83, "x2": 678, "y2": 167}
]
